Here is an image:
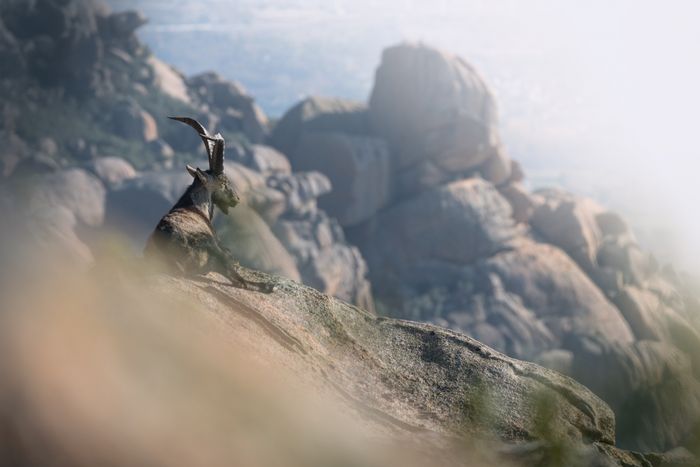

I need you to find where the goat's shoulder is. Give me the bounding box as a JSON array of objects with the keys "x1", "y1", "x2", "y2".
[
  {"x1": 145, "y1": 207, "x2": 218, "y2": 271},
  {"x1": 146, "y1": 207, "x2": 218, "y2": 258},
  {"x1": 157, "y1": 207, "x2": 215, "y2": 238}
]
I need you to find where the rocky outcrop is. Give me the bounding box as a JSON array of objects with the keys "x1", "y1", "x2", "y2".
[
  {"x1": 110, "y1": 99, "x2": 159, "y2": 143},
  {"x1": 351, "y1": 178, "x2": 520, "y2": 290},
  {"x1": 294, "y1": 132, "x2": 391, "y2": 226},
  {"x1": 369, "y1": 43, "x2": 509, "y2": 197},
  {"x1": 408, "y1": 238, "x2": 634, "y2": 362},
  {"x1": 268, "y1": 171, "x2": 374, "y2": 311},
  {"x1": 101, "y1": 9, "x2": 147, "y2": 39},
  {"x1": 499, "y1": 182, "x2": 535, "y2": 224},
  {"x1": 0, "y1": 0, "x2": 149, "y2": 97},
  {"x1": 267, "y1": 171, "x2": 332, "y2": 217},
  {"x1": 0, "y1": 0, "x2": 181, "y2": 172},
  {"x1": 86, "y1": 156, "x2": 136, "y2": 189},
  {"x1": 269, "y1": 97, "x2": 386, "y2": 226},
  {"x1": 431, "y1": 273, "x2": 558, "y2": 359},
  {"x1": 531, "y1": 188, "x2": 608, "y2": 273},
  {"x1": 530, "y1": 188, "x2": 660, "y2": 294},
  {"x1": 517, "y1": 187, "x2": 700, "y2": 449},
  {"x1": 270, "y1": 96, "x2": 370, "y2": 155},
  {"x1": 227, "y1": 144, "x2": 291, "y2": 176},
  {"x1": 0, "y1": 0, "x2": 372, "y2": 311},
  {"x1": 187, "y1": 72, "x2": 269, "y2": 143},
  {"x1": 146, "y1": 56, "x2": 191, "y2": 105},
  {"x1": 269, "y1": 44, "x2": 514, "y2": 223},
  {"x1": 0, "y1": 0, "x2": 268, "y2": 171},
  {"x1": 480, "y1": 239, "x2": 634, "y2": 344},
  {"x1": 267, "y1": 41, "x2": 700, "y2": 453}
]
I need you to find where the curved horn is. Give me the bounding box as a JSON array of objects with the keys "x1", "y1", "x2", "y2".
[
  {"x1": 168, "y1": 116, "x2": 214, "y2": 169},
  {"x1": 201, "y1": 133, "x2": 225, "y2": 175}
]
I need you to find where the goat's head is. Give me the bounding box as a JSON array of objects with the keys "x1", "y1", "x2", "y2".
[{"x1": 168, "y1": 117, "x2": 240, "y2": 214}]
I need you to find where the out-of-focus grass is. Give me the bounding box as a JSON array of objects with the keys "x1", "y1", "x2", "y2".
[
  {"x1": 0, "y1": 263, "x2": 362, "y2": 467},
  {"x1": 0, "y1": 240, "x2": 510, "y2": 467}
]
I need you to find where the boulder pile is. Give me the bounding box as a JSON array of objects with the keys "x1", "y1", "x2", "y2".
[
  {"x1": 270, "y1": 42, "x2": 700, "y2": 452},
  {"x1": 0, "y1": 0, "x2": 373, "y2": 311}
]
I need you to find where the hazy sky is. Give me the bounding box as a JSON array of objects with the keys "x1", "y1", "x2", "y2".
[{"x1": 109, "y1": 0, "x2": 700, "y2": 272}]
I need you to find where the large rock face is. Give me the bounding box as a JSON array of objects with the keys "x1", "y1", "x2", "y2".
[
  {"x1": 269, "y1": 97, "x2": 387, "y2": 226},
  {"x1": 146, "y1": 56, "x2": 191, "y2": 104},
  {"x1": 477, "y1": 239, "x2": 635, "y2": 346},
  {"x1": 166, "y1": 272, "x2": 617, "y2": 446},
  {"x1": 412, "y1": 239, "x2": 634, "y2": 362},
  {"x1": 530, "y1": 188, "x2": 659, "y2": 294},
  {"x1": 268, "y1": 46, "x2": 513, "y2": 225},
  {"x1": 369, "y1": 42, "x2": 509, "y2": 196},
  {"x1": 294, "y1": 132, "x2": 391, "y2": 226},
  {"x1": 352, "y1": 178, "x2": 519, "y2": 289},
  {"x1": 431, "y1": 273, "x2": 558, "y2": 360},
  {"x1": 270, "y1": 96, "x2": 370, "y2": 155}
]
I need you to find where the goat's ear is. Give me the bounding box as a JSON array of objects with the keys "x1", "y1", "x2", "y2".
[
  {"x1": 186, "y1": 165, "x2": 208, "y2": 184},
  {"x1": 195, "y1": 168, "x2": 209, "y2": 185}
]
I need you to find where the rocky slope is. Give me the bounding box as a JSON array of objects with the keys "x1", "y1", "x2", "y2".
[
  {"x1": 135, "y1": 271, "x2": 698, "y2": 466},
  {"x1": 0, "y1": 246, "x2": 694, "y2": 466},
  {"x1": 270, "y1": 42, "x2": 700, "y2": 452}
]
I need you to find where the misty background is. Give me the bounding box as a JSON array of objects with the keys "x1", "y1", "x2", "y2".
[{"x1": 108, "y1": 0, "x2": 700, "y2": 274}]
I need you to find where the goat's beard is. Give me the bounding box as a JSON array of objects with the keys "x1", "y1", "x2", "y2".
[
  {"x1": 212, "y1": 192, "x2": 237, "y2": 215},
  {"x1": 215, "y1": 201, "x2": 229, "y2": 215}
]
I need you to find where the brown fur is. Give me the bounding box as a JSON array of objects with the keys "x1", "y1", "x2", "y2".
[
  {"x1": 144, "y1": 116, "x2": 275, "y2": 294},
  {"x1": 146, "y1": 207, "x2": 274, "y2": 294}
]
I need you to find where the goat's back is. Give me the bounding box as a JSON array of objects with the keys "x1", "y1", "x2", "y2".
[{"x1": 145, "y1": 208, "x2": 217, "y2": 275}]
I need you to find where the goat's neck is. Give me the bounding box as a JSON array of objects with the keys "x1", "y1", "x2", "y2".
[{"x1": 173, "y1": 182, "x2": 214, "y2": 221}]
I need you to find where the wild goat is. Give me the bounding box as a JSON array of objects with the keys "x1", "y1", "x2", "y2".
[{"x1": 145, "y1": 117, "x2": 275, "y2": 293}]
